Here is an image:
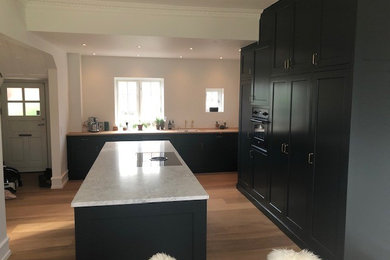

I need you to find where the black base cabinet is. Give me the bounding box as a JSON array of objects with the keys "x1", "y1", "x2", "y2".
[{"x1": 67, "y1": 133, "x2": 238, "y2": 180}]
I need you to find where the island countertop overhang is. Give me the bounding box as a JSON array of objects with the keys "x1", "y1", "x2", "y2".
[{"x1": 71, "y1": 140, "x2": 209, "y2": 208}]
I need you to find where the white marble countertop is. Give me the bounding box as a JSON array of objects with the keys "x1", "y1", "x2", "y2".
[{"x1": 71, "y1": 141, "x2": 209, "y2": 208}]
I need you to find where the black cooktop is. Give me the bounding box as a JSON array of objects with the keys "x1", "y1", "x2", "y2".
[{"x1": 136, "y1": 152, "x2": 182, "y2": 167}]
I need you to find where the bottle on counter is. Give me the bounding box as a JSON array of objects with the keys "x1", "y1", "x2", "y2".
[
  {"x1": 168, "y1": 120, "x2": 172, "y2": 130},
  {"x1": 172, "y1": 120, "x2": 175, "y2": 129}
]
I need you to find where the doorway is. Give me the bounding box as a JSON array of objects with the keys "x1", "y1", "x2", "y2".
[{"x1": 1, "y1": 82, "x2": 48, "y2": 172}]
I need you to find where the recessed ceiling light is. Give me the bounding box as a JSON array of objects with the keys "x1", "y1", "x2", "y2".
[
  {"x1": 189, "y1": 47, "x2": 193, "y2": 51},
  {"x1": 92, "y1": 52, "x2": 96, "y2": 56},
  {"x1": 137, "y1": 45, "x2": 142, "y2": 49},
  {"x1": 219, "y1": 56, "x2": 223, "y2": 60},
  {"x1": 179, "y1": 56, "x2": 183, "y2": 59},
  {"x1": 82, "y1": 43, "x2": 87, "y2": 46}
]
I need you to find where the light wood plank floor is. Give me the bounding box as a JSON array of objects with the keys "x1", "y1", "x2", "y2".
[{"x1": 5, "y1": 172, "x2": 299, "y2": 260}]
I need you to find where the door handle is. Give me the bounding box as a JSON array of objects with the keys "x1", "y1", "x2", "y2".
[
  {"x1": 38, "y1": 123, "x2": 45, "y2": 126},
  {"x1": 19, "y1": 134, "x2": 32, "y2": 137},
  {"x1": 308, "y1": 153, "x2": 314, "y2": 165}
]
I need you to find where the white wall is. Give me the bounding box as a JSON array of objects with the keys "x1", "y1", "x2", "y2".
[
  {"x1": 0, "y1": 122, "x2": 10, "y2": 260},
  {"x1": 81, "y1": 56, "x2": 240, "y2": 129},
  {"x1": 0, "y1": 0, "x2": 69, "y2": 189}
]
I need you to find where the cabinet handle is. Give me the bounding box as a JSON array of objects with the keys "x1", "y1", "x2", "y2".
[
  {"x1": 284, "y1": 144, "x2": 289, "y2": 155},
  {"x1": 283, "y1": 60, "x2": 287, "y2": 69},
  {"x1": 308, "y1": 153, "x2": 314, "y2": 164},
  {"x1": 281, "y1": 143, "x2": 285, "y2": 153},
  {"x1": 312, "y1": 53, "x2": 319, "y2": 66}
]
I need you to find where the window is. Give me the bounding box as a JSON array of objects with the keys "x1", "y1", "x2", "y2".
[
  {"x1": 115, "y1": 78, "x2": 164, "y2": 126},
  {"x1": 205, "y1": 88, "x2": 224, "y2": 112},
  {"x1": 6, "y1": 87, "x2": 41, "y2": 116}
]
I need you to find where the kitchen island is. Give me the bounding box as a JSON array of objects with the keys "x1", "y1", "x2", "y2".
[{"x1": 71, "y1": 141, "x2": 209, "y2": 260}]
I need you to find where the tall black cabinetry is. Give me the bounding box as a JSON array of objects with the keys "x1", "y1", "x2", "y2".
[{"x1": 237, "y1": 0, "x2": 356, "y2": 259}]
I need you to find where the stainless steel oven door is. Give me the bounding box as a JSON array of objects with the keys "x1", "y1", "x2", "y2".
[{"x1": 250, "y1": 118, "x2": 269, "y2": 152}]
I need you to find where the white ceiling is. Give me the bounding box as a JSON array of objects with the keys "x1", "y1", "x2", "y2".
[
  {"x1": 24, "y1": 0, "x2": 277, "y2": 10},
  {"x1": 26, "y1": 0, "x2": 277, "y2": 60},
  {"x1": 34, "y1": 32, "x2": 253, "y2": 60}
]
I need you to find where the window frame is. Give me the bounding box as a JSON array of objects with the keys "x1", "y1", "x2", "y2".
[
  {"x1": 114, "y1": 77, "x2": 165, "y2": 125},
  {"x1": 205, "y1": 88, "x2": 224, "y2": 113}
]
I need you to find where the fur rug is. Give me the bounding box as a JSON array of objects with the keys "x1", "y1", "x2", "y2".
[
  {"x1": 267, "y1": 249, "x2": 321, "y2": 260},
  {"x1": 148, "y1": 253, "x2": 176, "y2": 260}
]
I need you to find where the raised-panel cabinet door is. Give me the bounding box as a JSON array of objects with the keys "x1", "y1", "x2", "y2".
[
  {"x1": 269, "y1": 80, "x2": 291, "y2": 214},
  {"x1": 240, "y1": 44, "x2": 256, "y2": 78},
  {"x1": 259, "y1": 9, "x2": 275, "y2": 45},
  {"x1": 310, "y1": 71, "x2": 351, "y2": 259},
  {"x1": 291, "y1": 0, "x2": 320, "y2": 72},
  {"x1": 252, "y1": 148, "x2": 269, "y2": 202},
  {"x1": 286, "y1": 77, "x2": 313, "y2": 233},
  {"x1": 272, "y1": 2, "x2": 294, "y2": 74},
  {"x1": 238, "y1": 80, "x2": 254, "y2": 188},
  {"x1": 253, "y1": 45, "x2": 271, "y2": 106},
  {"x1": 315, "y1": 0, "x2": 356, "y2": 68}
]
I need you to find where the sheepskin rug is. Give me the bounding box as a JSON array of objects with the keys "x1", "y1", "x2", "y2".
[
  {"x1": 148, "y1": 253, "x2": 176, "y2": 260},
  {"x1": 267, "y1": 249, "x2": 321, "y2": 260}
]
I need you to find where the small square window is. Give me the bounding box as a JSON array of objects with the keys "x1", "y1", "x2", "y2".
[{"x1": 206, "y1": 88, "x2": 224, "y2": 112}]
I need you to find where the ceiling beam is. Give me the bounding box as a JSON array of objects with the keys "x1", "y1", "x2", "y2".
[{"x1": 23, "y1": 0, "x2": 261, "y2": 41}]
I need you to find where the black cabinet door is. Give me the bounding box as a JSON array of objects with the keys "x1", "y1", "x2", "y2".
[
  {"x1": 269, "y1": 80, "x2": 291, "y2": 213},
  {"x1": 315, "y1": 0, "x2": 355, "y2": 68},
  {"x1": 309, "y1": 71, "x2": 351, "y2": 259},
  {"x1": 259, "y1": 9, "x2": 275, "y2": 45},
  {"x1": 291, "y1": 0, "x2": 320, "y2": 73},
  {"x1": 238, "y1": 79, "x2": 253, "y2": 188},
  {"x1": 272, "y1": 2, "x2": 294, "y2": 74},
  {"x1": 253, "y1": 45, "x2": 271, "y2": 106},
  {"x1": 68, "y1": 137, "x2": 105, "y2": 180},
  {"x1": 252, "y1": 148, "x2": 269, "y2": 202},
  {"x1": 286, "y1": 77, "x2": 313, "y2": 233},
  {"x1": 240, "y1": 43, "x2": 256, "y2": 79}
]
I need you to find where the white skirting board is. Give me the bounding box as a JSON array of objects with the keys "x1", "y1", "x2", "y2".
[
  {"x1": 0, "y1": 237, "x2": 11, "y2": 260},
  {"x1": 51, "y1": 170, "x2": 69, "y2": 189}
]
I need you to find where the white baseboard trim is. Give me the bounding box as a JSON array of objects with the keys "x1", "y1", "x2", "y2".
[
  {"x1": 0, "y1": 237, "x2": 11, "y2": 260},
  {"x1": 51, "y1": 170, "x2": 69, "y2": 189}
]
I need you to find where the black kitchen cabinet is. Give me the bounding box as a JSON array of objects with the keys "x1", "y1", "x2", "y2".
[
  {"x1": 253, "y1": 45, "x2": 271, "y2": 106},
  {"x1": 240, "y1": 43, "x2": 256, "y2": 79},
  {"x1": 272, "y1": 1, "x2": 294, "y2": 74},
  {"x1": 264, "y1": 0, "x2": 356, "y2": 76},
  {"x1": 286, "y1": 77, "x2": 312, "y2": 234},
  {"x1": 238, "y1": 79, "x2": 253, "y2": 189},
  {"x1": 238, "y1": 0, "x2": 360, "y2": 259},
  {"x1": 67, "y1": 132, "x2": 238, "y2": 180},
  {"x1": 269, "y1": 80, "x2": 290, "y2": 214},
  {"x1": 259, "y1": 9, "x2": 275, "y2": 45},
  {"x1": 314, "y1": 0, "x2": 356, "y2": 69},
  {"x1": 252, "y1": 147, "x2": 269, "y2": 202},
  {"x1": 309, "y1": 71, "x2": 351, "y2": 259}
]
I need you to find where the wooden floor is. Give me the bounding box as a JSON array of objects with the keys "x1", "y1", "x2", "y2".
[{"x1": 5, "y1": 172, "x2": 299, "y2": 260}]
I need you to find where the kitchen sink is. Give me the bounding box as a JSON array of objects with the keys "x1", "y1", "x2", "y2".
[{"x1": 177, "y1": 129, "x2": 199, "y2": 132}]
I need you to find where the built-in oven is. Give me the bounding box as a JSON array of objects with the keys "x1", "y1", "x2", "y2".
[{"x1": 250, "y1": 107, "x2": 270, "y2": 153}]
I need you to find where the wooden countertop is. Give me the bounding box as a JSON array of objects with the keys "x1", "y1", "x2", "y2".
[{"x1": 67, "y1": 127, "x2": 238, "y2": 136}]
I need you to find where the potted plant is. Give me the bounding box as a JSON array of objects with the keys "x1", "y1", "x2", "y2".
[
  {"x1": 155, "y1": 118, "x2": 166, "y2": 130},
  {"x1": 133, "y1": 122, "x2": 149, "y2": 131}
]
